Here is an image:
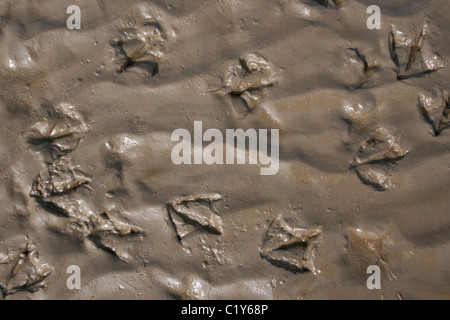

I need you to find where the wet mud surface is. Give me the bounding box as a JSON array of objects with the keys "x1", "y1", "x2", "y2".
[{"x1": 0, "y1": 0, "x2": 449, "y2": 299}]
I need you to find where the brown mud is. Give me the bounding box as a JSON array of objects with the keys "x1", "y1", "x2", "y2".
[{"x1": 0, "y1": 0, "x2": 449, "y2": 299}]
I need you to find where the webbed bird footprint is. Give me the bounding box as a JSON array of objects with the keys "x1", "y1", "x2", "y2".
[
  {"x1": 260, "y1": 215, "x2": 322, "y2": 274},
  {"x1": 28, "y1": 103, "x2": 89, "y2": 156},
  {"x1": 219, "y1": 53, "x2": 276, "y2": 111},
  {"x1": 389, "y1": 24, "x2": 443, "y2": 80},
  {"x1": 0, "y1": 241, "x2": 53, "y2": 298},
  {"x1": 166, "y1": 193, "x2": 224, "y2": 241},
  {"x1": 346, "y1": 47, "x2": 382, "y2": 89},
  {"x1": 350, "y1": 128, "x2": 408, "y2": 191},
  {"x1": 150, "y1": 269, "x2": 273, "y2": 300},
  {"x1": 36, "y1": 196, "x2": 142, "y2": 262},
  {"x1": 113, "y1": 21, "x2": 166, "y2": 76},
  {"x1": 418, "y1": 92, "x2": 450, "y2": 136},
  {"x1": 30, "y1": 156, "x2": 91, "y2": 198}
]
